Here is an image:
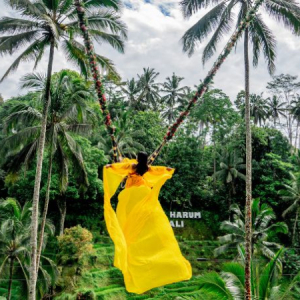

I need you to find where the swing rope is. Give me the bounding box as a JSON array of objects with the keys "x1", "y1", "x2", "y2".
[
  {"x1": 147, "y1": 0, "x2": 264, "y2": 165},
  {"x1": 75, "y1": 0, "x2": 119, "y2": 163},
  {"x1": 74, "y1": 0, "x2": 264, "y2": 165}
]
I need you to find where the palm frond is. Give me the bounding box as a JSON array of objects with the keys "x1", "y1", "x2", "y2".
[
  {"x1": 1, "y1": 126, "x2": 40, "y2": 156},
  {"x1": 249, "y1": 14, "x2": 276, "y2": 74},
  {"x1": 95, "y1": 53, "x2": 120, "y2": 80},
  {"x1": 0, "y1": 30, "x2": 40, "y2": 55},
  {"x1": 282, "y1": 200, "x2": 298, "y2": 217},
  {"x1": 20, "y1": 72, "x2": 46, "y2": 90},
  {"x1": 67, "y1": 9, "x2": 127, "y2": 39},
  {"x1": 0, "y1": 198, "x2": 21, "y2": 219},
  {"x1": 6, "y1": 0, "x2": 43, "y2": 17},
  {"x1": 88, "y1": 29, "x2": 125, "y2": 53},
  {"x1": 181, "y1": 1, "x2": 227, "y2": 56},
  {"x1": 0, "y1": 38, "x2": 46, "y2": 82},
  {"x1": 202, "y1": 0, "x2": 235, "y2": 64},
  {"x1": 259, "y1": 248, "x2": 284, "y2": 299},
  {"x1": 62, "y1": 132, "x2": 89, "y2": 187},
  {"x1": 214, "y1": 242, "x2": 239, "y2": 257},
  {"x1": 220, "y1": 221, "x2": 244, "y2": 236},
  {"x1": 56, "y1": 142, "x2": 69, "y2": 193},
  {"x1": 197, "y1": 272, "x2": 234, "y2": 299},
  {"x1": 0, "y1": 17, "x2": 39, "y2": 34},
  {"x1": 61, "y1": 39, "x2": 89, "y2": 78},
  {"x1": 264, "y1": 0, "x2": 300, "y2": 35},
  {"x1": 84, "y1": 0, "x2": 122, "y2": 11},
  {"x1": 180, "y1": 0, "x2": 220, "y2": 18},
  {"x1": 222, "y1": 262, "x2": 245, "y2": 289},
  {"x1": 84, "y1": 9, "x2": 127, "y2": 38}
]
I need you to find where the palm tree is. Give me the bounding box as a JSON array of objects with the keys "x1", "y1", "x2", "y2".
[
  {"x1": 97, "y1": 111, "x2": 145, "y2": 159},
  {"x1": 267, "y1": 95, "x2": 287, "y2": 127},
  {"x1": 214, "y1": 199, "x2": 288, "y2": 262},
  {"x1": 267, "y1": 74, "x2": 300, "y2": 145},
  {"x1": 1, "y1": 70, "x2": 91, "y2": 268},
  {"x1": 0, "y1": 198, "x2": 56, "y2": 299},
  {"x1": 0, "y1": 1, "x2": 126, "y2": 297},
  {"x1": 0, "y1": 0, "x2": 126, "y2": 83},
  {"x1": 198, "y1": 248, "x2": 300, "y2": 300},
  {"x1": 251, "y1": 93, "x2": 269, "y2": 126},
  {"x1": 280, "y1": 172, "x2": 300, "y2": 245},
  {"x1": 137, "y1": 68, "x2": 161, "y2": 110},
  {"x1": 180, "y1": 1, "x2": 300, "y2": 296},
  {"x1": 119, "y1": 78, "x2": 142, "y2": 109},
  {"x1": 0, "y1": 199, "x2": 31, "y2": 300},
  {"x1": 213, "y1": 149, "x2": 246, "y2": 209},
  {"x1": 290, "y1": 95, "x2": 300, "y2": 148},
  {"x1": 161, "y1": 73, "x2": 188, "y2": 125}
]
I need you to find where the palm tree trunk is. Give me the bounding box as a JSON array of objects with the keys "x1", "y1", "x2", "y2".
[
  {"x1": 213, "y1": 140, "x2": 216, "y2": 192},
  {"x1": 58, "y1": 198, "x2": 67, "y2": 236},
  {"x1": 7, "y1": 257, "x2": 14, "y2": 300},
  {"x1": 228, "y1": 188, "x2": 232, "y2": 216},
  {"x1": 292, "y1": 208, "x2": 299, "y2": 246},
  {"x1": 294, "y1": 121, "x2": 299, "y2": 149},
  {"x1": 36, "y1": 149, "x2": 54, "y2": 271},
  {"x1": 28, "y1": 39, "x2": 55, "y2": 300},
  {"x1": 244, "y1": 27, "x2": 252, "y2": 300}
]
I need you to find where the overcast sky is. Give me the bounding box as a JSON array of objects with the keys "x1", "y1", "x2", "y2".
[{"x1": 1, "y1": 0, "x2": 300, "y2": 101}]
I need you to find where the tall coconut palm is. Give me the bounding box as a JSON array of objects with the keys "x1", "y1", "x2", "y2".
[
  {"x1": 213, "y1": 149, "x2": 246, "y2": 209},
  {"x1": 290, "y1": 95, "x2": 300, "y2": 148},
  {"x1": 161, "y1": 73, "x2": 189, "y2": 125},
  {"x1": 251, "y1": 93, "x2": 269, "y2": 126},
  {"x1": 119, "y1": 78, "x2": 142, "y2": 109},
  {"x1": 0, "y1": 0, "x2": 126, "y2": 83},
  {"x1": 180, "y1": 1, "x2": 300, "y2": 296},
  {"x1": 280, "y1": 172, "x2": 300, "y2": 245},
  {"x1": 1, "y1": 70, "x2": 91, "y2": 269},
  {"x1": 214, "y1": 199, "x2": 288, "y2": 263},
  {"x1": 267, "y1": 95, "x2": 287, "y2": 127},
  {"x1": 0, "y1": 1, "x2": 126, "y2": 297},
  {"x1": 137, "y1": 67, "x2": 161, "y2": 110},
  {"x1": 97, "y1": 111, "x2": 145, "y2": 159},
  {"x1": 267, "y1": 74, "x2": 300, "y2": 145}
]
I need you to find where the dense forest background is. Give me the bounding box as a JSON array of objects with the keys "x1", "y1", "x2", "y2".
[
  {"x1": 1, "y1": 70, "x2": 299, "y2": 236},
  {"x1": 0, "y1": 68, "x2": 300, "y2": 298}
]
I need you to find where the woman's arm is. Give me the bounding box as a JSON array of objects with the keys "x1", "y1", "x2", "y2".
[
  {"x1": 148, "y1": 166, "x2": 175, "y2": 175},
  {"x1": 105, "y1": 161, "x2": 133, "y2": 176}
]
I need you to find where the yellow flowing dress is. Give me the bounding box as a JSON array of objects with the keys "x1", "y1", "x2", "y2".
[{"x1": 103, "y1": 158, "x2": 192, "y2": 294}]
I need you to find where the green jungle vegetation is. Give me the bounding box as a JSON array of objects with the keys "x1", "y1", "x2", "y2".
[
  {"x1": 0, "y1": 69, "x2": 300, "y2": 299},
  {"x1": 1, "y1": 0, "x2": 300, "y2": 299}
]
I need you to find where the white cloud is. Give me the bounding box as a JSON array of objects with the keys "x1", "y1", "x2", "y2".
[{"x1": 1, "y1": 0, "x2": 300, "y2": 103}]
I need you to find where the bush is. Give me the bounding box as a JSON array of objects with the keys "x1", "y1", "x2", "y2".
[{"x1": 57, "y1": 225, "x2": 95, "y2": 266}]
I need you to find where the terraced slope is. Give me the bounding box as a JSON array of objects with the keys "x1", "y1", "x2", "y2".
[{"x1": 55, "y1": 236, "x2": 224, "y2": 299}]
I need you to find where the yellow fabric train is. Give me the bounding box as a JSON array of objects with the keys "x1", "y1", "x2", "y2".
[{"x1": 103, "y1": 158, "x2": 192, "y2": 294}]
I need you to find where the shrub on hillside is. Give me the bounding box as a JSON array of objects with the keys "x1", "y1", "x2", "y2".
[{"x1": 57, "y1": 225, "x2": 95, "y2": 266}]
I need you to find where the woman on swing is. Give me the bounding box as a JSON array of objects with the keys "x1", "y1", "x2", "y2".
[{"x1": 103, "y1": 152, "x2": 192, "y2": 294}]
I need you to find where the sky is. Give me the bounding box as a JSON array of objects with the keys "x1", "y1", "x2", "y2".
[{"x1": 1, "y1": 0, "x2": 300, "y2": 101}]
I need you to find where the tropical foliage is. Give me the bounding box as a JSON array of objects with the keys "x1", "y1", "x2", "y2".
[
  {"x1": 1, "y1": 0, "x2": 300, "y2": 296},
  {"x1": 1, "y1": 67, "x2": 300, "y2": 299}
]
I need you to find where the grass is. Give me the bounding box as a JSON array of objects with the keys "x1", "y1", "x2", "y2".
[{"x1": 54, "y1": 235, "x2": 227, "y2": 300}]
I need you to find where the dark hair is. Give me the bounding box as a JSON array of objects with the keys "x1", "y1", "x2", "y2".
[{"x1": 135, "y1": 152, "x2": 149, "y2": 176}]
